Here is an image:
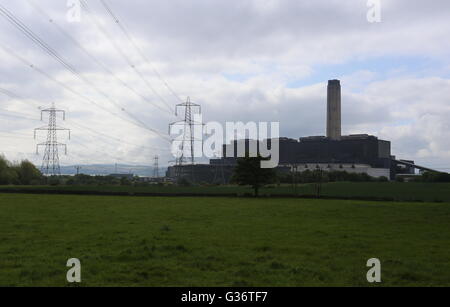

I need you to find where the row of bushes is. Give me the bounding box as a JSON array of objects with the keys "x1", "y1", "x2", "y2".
[
  {"x1": 409, "y1": 172, "x2": 450, "y2": 183},
  {"x1": 65, "y1": 174, "x2": 124, "y2": 185},
  {"x1": 277, "y1": 169, "x2": 389, "y2": 184},
  {"x1": 40, "y1": 174, "x2": 163, "y2": 187},
  {"x1": 0, "y1": 155, "x2": 43, "y2": 185},
  {"x1": 36, "y1": 174, "x2": 141, "y2": 186}
]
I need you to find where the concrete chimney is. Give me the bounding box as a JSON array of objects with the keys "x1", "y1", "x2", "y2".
[{"x1": 327, "y1": 79, "x2": 341, "y2": 140}]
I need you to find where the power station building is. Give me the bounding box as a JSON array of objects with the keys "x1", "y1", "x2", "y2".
[{"x1": 167, "y1": 80, "x2": 432, "y2": 182}]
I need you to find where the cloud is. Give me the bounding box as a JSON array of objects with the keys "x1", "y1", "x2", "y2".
[{"x1": 0, "y1": 0, "x2": 449, "y2": 171}]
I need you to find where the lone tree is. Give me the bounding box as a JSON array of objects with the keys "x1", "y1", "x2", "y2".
[{"x1": 232, "y1": 156, "x2": 277, "y2": 197}]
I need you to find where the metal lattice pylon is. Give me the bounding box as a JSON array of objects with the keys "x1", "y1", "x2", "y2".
[
  {"x1": 34, "y1": 103, "x2": 70, "y2": 176},
  {"x1": 212, "y1": 151, "x2": 226, "y2": 185},
  {"x1": 169, "y1": 97, "x2": 203, "y2": 182},
  {"x1": 153, "y1": 155, "x2": 159, "y2": 178}
]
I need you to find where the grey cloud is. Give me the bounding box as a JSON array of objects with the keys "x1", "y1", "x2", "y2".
[{"x1": 0, "y1": 0, "x2": 449, "y2": 169}]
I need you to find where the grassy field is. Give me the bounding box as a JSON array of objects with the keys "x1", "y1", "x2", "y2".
[
  {"x1": 316, "y1": 182, "x2": 450, "y2": 202},
  {"x1": 1, "y1": 182, "x2": 450, "y2": 202},
  {"x1": 0, "y1": 193, "x2": 449, "y2": 286}
]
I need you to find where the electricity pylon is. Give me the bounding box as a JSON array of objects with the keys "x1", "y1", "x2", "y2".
[
  {"x1": 169, "y1": 97, "x2": 202, "y2": 181},
  {"x1": 212, "y1": 151, "x2": 226, "y2": 185},
  {"x1": 34, "y1": 103, "x2": 70, "y2": 176},
  {"x1": 153, "y1": 155, "x2": 159, "y2": 178},
  {"x1": 75, "y1": 166, "x2": 82, "y2": 175}
]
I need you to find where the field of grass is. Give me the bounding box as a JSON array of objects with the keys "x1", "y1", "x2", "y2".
[
  {"x1": 1, "y1": 182, "x2": 450, "y2": 202},
  {"x1": 0, "y1": 193, "x2": 449, "y2": 286},
  {"x1": 317, "y1": 182, "x2": 450, "y2": 202}
]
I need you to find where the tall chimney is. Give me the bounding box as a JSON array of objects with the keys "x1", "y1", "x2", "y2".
[{"x1": 327, "y1": 79, "x2": 341, "y2": 140}]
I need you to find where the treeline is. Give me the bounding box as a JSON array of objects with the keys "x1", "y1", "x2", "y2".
[
  {"x1": 0, "y1": 155, "x2": 42, "y2": 185},
  {"x1": 278, "y1": 169, "x2": 389, "y2": 184},
  {"x1": 66, "y1": 174, "x2": 131, "y2": 186},
  {"x1": 277, "y1": 169, "x2": 450, "y2": 184},
  {"x1": 408, "y1": 171, "x2": 450, "y2": 183},
  {"x1": 46, "y1": 174, "x2": 158, "y2": 187}
]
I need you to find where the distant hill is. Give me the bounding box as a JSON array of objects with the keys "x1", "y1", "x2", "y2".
[{"x1": 59, "y1": 164, "x2": 167, "y2": 177}]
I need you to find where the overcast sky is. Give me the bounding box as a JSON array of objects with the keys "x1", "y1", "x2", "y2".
[{"x1": 0, "y1": 0, "x2": 449, "y2": 171}]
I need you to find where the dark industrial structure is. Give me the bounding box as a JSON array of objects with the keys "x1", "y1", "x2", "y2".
[{"x1": 167, "y1": 80, "x2": 436, "y2": 183}]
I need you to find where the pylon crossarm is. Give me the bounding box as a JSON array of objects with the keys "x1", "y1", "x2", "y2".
[
  {"x1": 55, "y1": 127, "x2": 71, "y2": 139},
  {"x1": 34, "y1": 127, "x2": 46, "y2": 138},
  {"x1": 34, "y1": 126, "x2": 48, "y2": 131},
  {"x1": 36, "y1": 143, "x2": 47, "y2": 154},
  {"x1": 169, "y1": 120, "x2": 186, "y2": 126},
  {"x1": 41, "y1": 108, "x2": 65, "y2": 113},
  {"x1": 35, "y1": 142, "x2": 67, "y2": 152},
  {"x1": 34, "y1": 126, "x2": 67, "y2": 131},
  {"x1": 169, "y1": 121, "x2": 188, "y2": 134}
]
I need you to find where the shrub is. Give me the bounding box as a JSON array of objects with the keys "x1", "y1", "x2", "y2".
[
  {"x1": 16, "y1": 160, "x2": 42, "y2": 185},
  {"x1": 0, "y1": 155, "x2": 41, "y2": 185},
  {"x1": 178, "y1": 177, "x2": 191, "y2": 187}
]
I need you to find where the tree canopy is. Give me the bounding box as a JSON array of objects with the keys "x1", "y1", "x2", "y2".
[
  {"x1": 0, "y1": 155, "x2": 42, "y2": 185},
  {"x1": 231, "y1": 156, "x2": 277, "y2": 196}
]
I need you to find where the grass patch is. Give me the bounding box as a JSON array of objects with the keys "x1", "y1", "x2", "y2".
[
  {"x1": 0, "y1": 193, "x2": 449, "y2": 286},
  {"x1": 0, "y1": 182, "x2": 449, "y2": 202}
]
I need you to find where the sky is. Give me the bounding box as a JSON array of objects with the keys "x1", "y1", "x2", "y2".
[{"x1": 0, "y1": 0, "x2": 449, "y2": 171}]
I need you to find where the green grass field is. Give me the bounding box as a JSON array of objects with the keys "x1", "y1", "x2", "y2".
[
  {"x1": 1, "y1": 182, "x2": 450, "y2": 202},
  {"x1": 0, "y1": 193, "x2": 449, "y2": 286}
]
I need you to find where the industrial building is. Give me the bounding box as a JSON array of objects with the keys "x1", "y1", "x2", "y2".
[{"x1": 167, "y1": 80, "x2": 435, "y2": 182}]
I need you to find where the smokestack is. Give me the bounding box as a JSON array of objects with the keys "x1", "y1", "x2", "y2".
[{"x1": 327, "y1": 79, "x2": 341, "y2": 140}]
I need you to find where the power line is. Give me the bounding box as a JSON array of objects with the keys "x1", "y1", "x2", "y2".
[
  {"x1": 25, "y1": 0, "x2": 174, "y2": 116},
  {"x1": 0, "y1": 90, "x2": 169, "y2": 155},
  {"x1": 0, "y1": 132, "x2": 31, "y2": 140},
  {"x1": 80, "y1": 0, "x2": 175, "y2": 115},
  {"x1": 0, "y1": 101, "x2": 170, "y2": 161},
  {"x1": 69, "y1": 138, "x2": 137, "y2": 166},
  {"x1": 99, "y1": 0, "x2": 183, "y2": 103},
  {"x1": 0, "y1": 87, "x2": 25, "y2": 100},
  {"x1": 0, "y1": 130, "x2": 30, "y2": 137},
  {"x1": 0, "y1": 44, "x2": 170, "y2": 142},
  {"x1": 67, "y1": 119, "x2": 169, "y2": 153},
  {"x1": 0, "y1": 4, "x2": 79, "y2": 76},
  {"x1": 0, "y1": 86, "x2": 45, "y2": 109},
  {"x1": 0, "y1": 108, "x2": 39, "y2": 122},
  {"x1": 0, "y1": 4, "x2": 170, "y2": 141},
  {"x1": 0, "y1": 103, "x2": 168, "y2": 155}
]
